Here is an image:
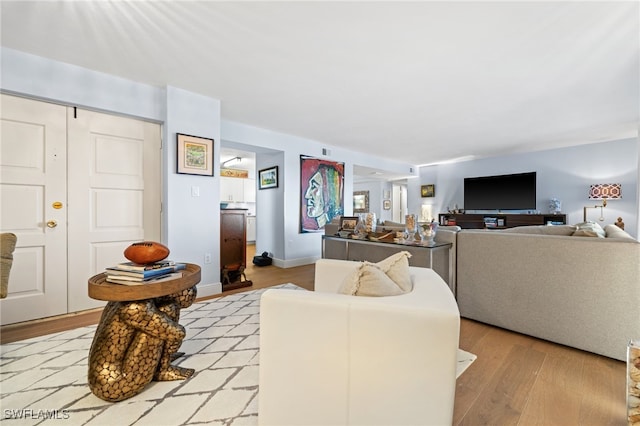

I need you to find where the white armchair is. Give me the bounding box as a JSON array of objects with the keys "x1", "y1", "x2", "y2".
[{"x1": 259, "y1": 258, "x2": 460, "y2": 426}]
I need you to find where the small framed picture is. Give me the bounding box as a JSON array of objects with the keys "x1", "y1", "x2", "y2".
[
  {"x1": 421, "y1": 184, "x2": 435, "y2": 198},
  {"x1": 177, "y1": 133, "x2": 214, "y2": 176},
  {"x1": 258, "y1": 166, "x2": 279, "y2": 189},
  {"x1": 340, "y1": 216, "x2": 359, "y2": 232},
  {"x1": 353, "y1": 191, "x2": 369, "y2": 214},
  {"x1": 383, "y1": 199, "x2": 391, "y2": 210}
]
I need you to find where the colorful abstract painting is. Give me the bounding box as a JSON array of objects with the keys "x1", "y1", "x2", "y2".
[{"x1": 300, "y1": 155, "x2": 345, "y2": 233}]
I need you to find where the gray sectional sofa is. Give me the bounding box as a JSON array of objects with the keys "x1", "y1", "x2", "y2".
[
  {"x1": 456, "y1": 223, "x2": 640, "y2": 361},
  {"x1": 324, "y1": 217, "x2": 639, "y2": 360}
]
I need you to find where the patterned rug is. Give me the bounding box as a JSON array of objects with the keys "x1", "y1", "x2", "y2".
[{"x1": 0, "y1": 284, "x2": 475, "y2": 425}]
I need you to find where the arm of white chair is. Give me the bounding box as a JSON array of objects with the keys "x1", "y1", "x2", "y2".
[{"x1": 259, "y1": 289, "x2": 351, "y2": 425}]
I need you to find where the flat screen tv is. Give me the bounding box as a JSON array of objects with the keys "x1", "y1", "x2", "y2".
[{"x1": 464, "y1": 172, "x2": 536, "y2": 211}]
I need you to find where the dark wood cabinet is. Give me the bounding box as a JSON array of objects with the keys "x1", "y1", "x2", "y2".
[
  {"x1": 438, "y1": 213, "x2": 567, "y2": 229},
  {"x1": 220, "y1": 209, "x2": 252, "y2": 290}
]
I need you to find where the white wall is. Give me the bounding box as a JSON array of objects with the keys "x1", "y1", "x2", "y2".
[
  {"x1": 410, "y1": 138, "x2": 639, "y2": 238},
  {"x1": 221, "y1": 120, "x2": 417, "y2": 267},
  {"x1": 1, "y1": 48, "x2": 164, "y2": 121},
  {"x1": 255, "y1": 152, "x2": 285, "y2": 261},
  {"x1": 163, "y1": 87, "x2": 222, "y2": 295}
]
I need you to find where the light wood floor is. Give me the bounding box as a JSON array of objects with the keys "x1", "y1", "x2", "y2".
[{"x1": 0, "y1": 245, "x2": 627, "y2": 425}]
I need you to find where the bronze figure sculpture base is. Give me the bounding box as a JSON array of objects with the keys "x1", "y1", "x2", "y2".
[
  {"x1": 88, "y1": 286, "x2": 197, "y2": 402},
  {"x1": 87, "y1": 264, "x2": 201, "y2": 402}
]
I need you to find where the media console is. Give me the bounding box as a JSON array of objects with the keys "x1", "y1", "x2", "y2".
[{"x1": 438, "y1": 213, "x2": 567, "y2": 229}]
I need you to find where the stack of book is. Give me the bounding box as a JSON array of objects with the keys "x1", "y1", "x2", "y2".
[{"x1": 105, "y1": 260, "x2": 186, "y2": 285}]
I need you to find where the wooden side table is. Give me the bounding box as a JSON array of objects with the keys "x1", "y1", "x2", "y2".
[
  {"x1": 87, "y1": 263, "x2": 201, "y2": 402},
  {"x1": 88, "y1": 263, "x2": 201, "y2": 301}
]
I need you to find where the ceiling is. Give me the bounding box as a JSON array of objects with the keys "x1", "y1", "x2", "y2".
[{"x1": 2, "y1": 1, "x2": 638, "y2": 170}]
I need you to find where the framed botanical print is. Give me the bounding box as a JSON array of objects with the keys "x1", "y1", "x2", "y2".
[{"x1": 177, "y1": 133, "x2": 214, "y2": 176}]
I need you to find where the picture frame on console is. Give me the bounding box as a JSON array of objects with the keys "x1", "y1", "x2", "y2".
[{"x1": 340, "y1": 216, "x2": 359, "y2": 231}]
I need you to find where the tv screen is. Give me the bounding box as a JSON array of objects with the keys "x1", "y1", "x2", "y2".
[{"x1": 464, "y1": 172, "x2": 536, "y2": 211}]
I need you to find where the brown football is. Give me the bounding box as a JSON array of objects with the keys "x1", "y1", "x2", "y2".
[{"x1": 124, "y1": 241, "x2": 170, "y2": 264}]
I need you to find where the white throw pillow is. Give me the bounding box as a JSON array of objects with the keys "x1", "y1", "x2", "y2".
[
  {"x1": 375, "y1": 251, "x2": 413, "y2": 292},
  {"x1": 338, "y1": 262, "x2": 405, "y2": 297},
  {"x1": 338, "y1": 251, "x2": 413, "y2": 297},
  {"x1": 604, "y1": 224, "x2": 635, "y2": 240},
  {"x1": 572, "y1": 222, "x2": 606, "y2": 238}
]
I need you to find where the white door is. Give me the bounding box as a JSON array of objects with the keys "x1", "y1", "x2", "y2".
[
  {"x1": 67, "y1": 109, "x2": 161, "y2": 312},
  {"x1": 0, "y1": 95, "x2": 69, "y2": 323},
  {"x1": 1, "y1": 95, "x2": 161, "y2": 323}
]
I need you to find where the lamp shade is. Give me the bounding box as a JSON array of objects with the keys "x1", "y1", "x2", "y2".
[{"x1": 589, "y1": 183, "x2": 621, "y2": 200}]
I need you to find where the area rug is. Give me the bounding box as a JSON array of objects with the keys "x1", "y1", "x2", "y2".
[{"x1": 0, "y1": 284, "x2": 475, "y2": 425}]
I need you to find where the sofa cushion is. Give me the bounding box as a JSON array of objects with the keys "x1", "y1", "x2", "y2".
[
  {"x1": 604, "y1": 224, "x2": 635, "y2": 240},
  {"x1": 374, "y1": 251, "x2": 413, "y2": 292},
  {"x1": 501, "y1": 225, "x2": 576, "y2": 236},
  {"x1": 572, "y1": 222, "x2": 606, "y2": 238},
  {"x1": 338, "y1": 262, "x2": 406, "y2": 297}
]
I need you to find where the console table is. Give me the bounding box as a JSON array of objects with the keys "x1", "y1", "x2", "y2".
[
  {"x1": 322, "y1": 235, "x2": 452, "y2": 288},
  {"x1": 87, "y1": 264, "x2": 201, "y2": 401}
]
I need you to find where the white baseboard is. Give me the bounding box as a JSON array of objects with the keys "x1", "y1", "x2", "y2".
[
  {"x1": 195, "y1": 281, "x2": 222, "y2": 298},
  {"x1": 272, "y1": 256, "x2": 319, "y2": 268}
]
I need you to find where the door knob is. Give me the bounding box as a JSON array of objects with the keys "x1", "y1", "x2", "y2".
[{"x1": 47, "y1": 220, "x2": 58, "y2": 228}]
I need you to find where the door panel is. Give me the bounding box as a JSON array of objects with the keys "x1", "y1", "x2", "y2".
[
  {"x1": 0, "y1": 94, "x2": 68, "y2": 324},
  {"x1": 67, "y1": 109, "x2": 161, "y2": 312}
]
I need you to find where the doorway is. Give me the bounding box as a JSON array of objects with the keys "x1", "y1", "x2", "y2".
[
  {"x1": 392, "y1": 183, "x2": 408, "y2": 223},
  {"x1": 219, "y1": 147, "x2": 257, "y2": 243}
]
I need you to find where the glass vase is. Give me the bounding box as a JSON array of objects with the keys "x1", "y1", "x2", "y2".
[
  {"x1": 354, "y1": 213, "x2": 367, "y2": 238},
  {"x1": 420, "y1": 221, "x2": 438, "y2": 245},
  {"x1": 364, "y1": 212, "x2": 377, "y2": 233},
  {"x1": 628, "y1": 340, "x2": 640, "y2": 425},
  {"x1": 405, "y1": 214, "x2": 417, "y2": 242}
]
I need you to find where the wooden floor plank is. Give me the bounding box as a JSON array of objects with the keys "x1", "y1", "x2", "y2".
[
  {"x1": 578, "y1": 353, "x2": 627, "y2": 425},
  {"x1": 454, "y1": 322, "x2": 535, "y2": 424},
  {"x1": 459, "y1": 344, "x2": 546, "y2": 426},
  {"x1": 518, "y1": 348, "x2": 586, "y2": 426}
]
